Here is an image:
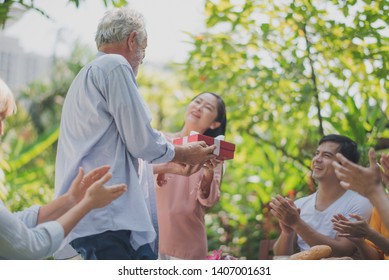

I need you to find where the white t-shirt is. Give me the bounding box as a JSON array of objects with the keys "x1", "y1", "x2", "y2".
[{"x1": 294, "y1": 190, "x2": 372, "y2": 251}]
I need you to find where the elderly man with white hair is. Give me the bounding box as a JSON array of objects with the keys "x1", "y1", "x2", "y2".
[{"x1": 54, "y1": 7, "x2": 215, "y2": 260}]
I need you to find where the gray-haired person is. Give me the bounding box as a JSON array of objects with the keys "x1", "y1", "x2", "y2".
[
  {"x1": 0, "y1": 77, "x2": 127, "y2": 260},
  {"x1": 53, "y1": 7, "x2": 215, "y2": 260}
]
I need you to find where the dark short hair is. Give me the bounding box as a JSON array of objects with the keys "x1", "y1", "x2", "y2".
[{"x1": 319, "y1": 134, "x2": 359, "y2": 163}]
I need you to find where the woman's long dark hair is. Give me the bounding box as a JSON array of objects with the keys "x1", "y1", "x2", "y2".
[{"x1": 192, "y1": 92, "x2": 227, "y2": 138}]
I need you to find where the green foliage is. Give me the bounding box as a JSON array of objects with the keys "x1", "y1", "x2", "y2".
[
  {"x1": 0, "y1": 106, "x2": 57, "y2": 211},
  {"x1": 0, "y1": 0, "x2": 128, "y2": 27},
  {"x1": 0, "y1": 42, "x2": 94, "y2": 212},
  {"x1": 137, "y1": 65, "x2": 193, "y2": 132},
  {"x1": 0, "y1": 0, "x2": 47, "y2": 27},
  {"x1": 20, "y1": 42, "x2": 94, "y2": 135},
  {"x1": 1, "y1": 0, "x2": 388, "y2": 261},
  {"x1": 181, "y1": 0, "x2": 389, "y2": 259}
]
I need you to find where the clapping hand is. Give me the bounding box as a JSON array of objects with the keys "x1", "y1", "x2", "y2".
[
  {"x1": 332, "y1": 213, "x2": 370, "y2": 244},
  {"x1": 332, "y1": 148, "x2": 383, "y2": 198},
  {"x1": 269, "y1": 195, "x2": 300, "y2": 230},
  {"x1": 67, "y1": 165, "x2": 111, "y2": 205}
]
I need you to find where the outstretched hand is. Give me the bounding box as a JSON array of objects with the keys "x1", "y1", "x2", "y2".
[
  {"x1": 57, "y1": 170, "x2": 127, "y2": 236},
  {"x1": 332, "y1": 148, "x2": 384, "y2": 198},
  {"x1": 67, "y1": 165, "x2": 111, "y2": 205},
  {"x1": 82, "y1": 172, "x2": 127, "y2": 210}
]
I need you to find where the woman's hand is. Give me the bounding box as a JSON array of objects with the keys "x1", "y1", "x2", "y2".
[
  {"x1": 331, "y1": 213, "x2": 370, "y2": 244},
  {"x1": 199, "y1": 159, "x2": 222, "y2": 198},
  {"x1": 66, "y1": 165, "x2": 111, "y2": 206},
  {"x1": 57, "y1": 172, "x2": 127, "y2": 236},
  {"x1": 155, "y1": 162, "x2": 203, "y2": 186},
  {"x1": 202, "y1": 159, "x2": 222, "y2": 177},
  {"x1": 81, "y1": 172, "x2": 127, "y2": 210}
]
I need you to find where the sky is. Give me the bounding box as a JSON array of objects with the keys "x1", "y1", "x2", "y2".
[{"x1": 3, "y1": 0, "x2": 206, "y2": 64}]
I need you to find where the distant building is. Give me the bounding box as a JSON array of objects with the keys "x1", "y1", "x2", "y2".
[{"x1": 0, "y1": 33, "x2": 52, "y2": 96}]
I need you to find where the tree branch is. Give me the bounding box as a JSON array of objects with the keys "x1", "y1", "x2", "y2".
[
  {"x1": 302, "y1": 23, "x2": 324, "y2": 137},
  {"x1": 245, "y1": 127, "x2": 312, "y2": 172}
]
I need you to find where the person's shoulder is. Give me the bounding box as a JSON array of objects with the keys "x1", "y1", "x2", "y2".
[
  {"x1": 345, "y1": 190, "x2": 372, "y2": 208},
  {"x1": 345, "y1": 189, "x2": 369, "y2": 202},
  {"x1": 89, "y1": 53, "x2": 133, "y2": 78},
  {"x1": 94, "y1": 53, "x2": 128, "y2": 67},
  {"x1": 294, "y1": 192, "x2": 316, "y2": 207}
]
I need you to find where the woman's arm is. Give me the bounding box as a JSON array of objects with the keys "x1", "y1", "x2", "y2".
[
  {"x1": 153, "y1": 162, "x2": 203, "y2": 186},
  {"x1": 197, "y1": 160, "x2": 223, "y2": 207},
  {"x1": 37, "y1": 166, "x2": 110, "y2": 224},
  {"x1": 332, "y1": 213, "x2": 382, "y2": 259},
  {"x1": 333, "y1": 149, "x2": 389, "y2": 230},
  {"x1": 0, "y1": 167, "x2": 126, "y2": 260},
  {"x1": 198, "y1": 159, "x2": 221, "y2": 198},
  {"x1": 56, "y1": 172, "x2": 126, "y2": 235}
]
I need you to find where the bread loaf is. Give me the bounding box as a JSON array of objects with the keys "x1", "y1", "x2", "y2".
[{"x1": 289, "y1": 245, "x2": 332, "y2": 260}]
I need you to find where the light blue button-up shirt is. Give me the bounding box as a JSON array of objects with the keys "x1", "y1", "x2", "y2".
[
  {"x1": 0, "y1": 203, "x2": 64, "y2": 259},
  {"x1": 54, "y1": 52, "x2": 175, "y2": 256}
]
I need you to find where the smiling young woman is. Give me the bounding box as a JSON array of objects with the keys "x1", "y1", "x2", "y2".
[{"x1": 154, "y1": 92, "x2": 227, "y2": 260}]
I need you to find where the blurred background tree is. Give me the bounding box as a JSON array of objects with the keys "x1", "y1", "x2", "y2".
[
  {"x1": 0, "y1": 0, "x2": 388, "y2": 260},
  {"x1": 0, "y1": 42, "x2": 93, "y2": 211},
  {"x1": 0, "y1": 0, "x2": 128, "y2": 27},
  {"x1": 178, "y1": 0, "x2": 389, "y2": 259}
]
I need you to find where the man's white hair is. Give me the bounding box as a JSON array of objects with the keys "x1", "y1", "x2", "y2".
[{"x1": 95, "y1": 7, "x2": 147, "y2": 49}]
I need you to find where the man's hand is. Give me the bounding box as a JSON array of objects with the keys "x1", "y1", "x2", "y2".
[
  {"x1": 269, "y1": 195, "x2": 301, "y2": 229},
  {"x1": 332, "y1": 148, "x2": 384, "y2": 198},
  {"x1": 173, "y1": 141, "x2": 216, "y2": 165}
]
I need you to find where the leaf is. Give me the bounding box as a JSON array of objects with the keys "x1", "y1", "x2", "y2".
[{"x1": 9, "y1": 126, "x2": 59, "y2": 171}]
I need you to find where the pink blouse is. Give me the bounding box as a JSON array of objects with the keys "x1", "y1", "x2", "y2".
[{"x1": 155, "y1": 162, "x2": 222, "y2": 259}]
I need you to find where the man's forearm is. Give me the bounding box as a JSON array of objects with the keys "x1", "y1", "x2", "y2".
[
  {"x1": 273, "y1": 232, "x2": 296, "y2": 256},
  {"x1": 293, "y1": 220, "x2": 354, "y2": 257},
  {"x1": 172, "y1": 145, "x2": 188, "y2": 163}
]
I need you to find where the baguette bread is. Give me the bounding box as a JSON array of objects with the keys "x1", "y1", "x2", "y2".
[{"x1": 289, "y1": 245, "x2": 332, "y2": 260}]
